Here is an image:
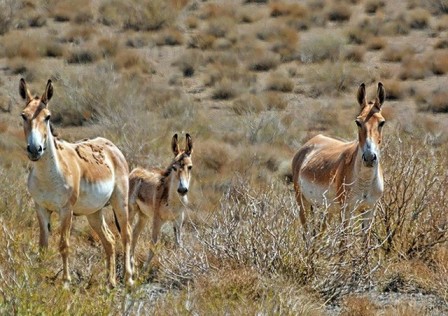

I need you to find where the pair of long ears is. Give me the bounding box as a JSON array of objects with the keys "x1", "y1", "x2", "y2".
[
  {"x1": 357, "y1": 82, "x2": 385, "y2": 109},
  {"x1": 172, "y1": 133, "x2": 193, "y2": 156},
  {"x1": 19, "y1": 78, "x2": 53, "y2": 106}
]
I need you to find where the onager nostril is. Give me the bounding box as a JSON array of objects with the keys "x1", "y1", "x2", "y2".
[
  {"x1": 38, "y1": 145, "x2": 43, "y2": 153},
  {"x1": 27, "y1": 145, "x2": 32, "y2": 153}
]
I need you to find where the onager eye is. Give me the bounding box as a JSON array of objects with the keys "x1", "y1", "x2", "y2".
[
  {"x1": 45, "y1": 114, "x2": 51, "y2": 121},
  {"x1": 379, "y1": 121, "x2": 385, "y2": 128},
  {"x1": 21, "y1": 113, "x2": 27, "y2": 121},
  {"x1": 355, "y1": 120, "x2": 362, "y2": 127},
  {"x1": 172, "y1": 166, "x2": 178, "y2": 171},
  {"x1": 188, "y1": 166, "x2": 192, "y2": 170}
]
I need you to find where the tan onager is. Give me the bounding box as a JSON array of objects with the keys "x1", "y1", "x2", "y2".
[
  {"x1": 19, "y1": 78, "x2": 133, "y2": 287},
  {"x1": 292, "y1": 82, "x2": 386, "y2": 232},
  {"x1": 129, "y1": 133, "x2": 193, "y2": 268}
]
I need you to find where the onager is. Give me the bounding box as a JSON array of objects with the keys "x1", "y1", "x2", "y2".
[
  {"x1": 129, "y1": 133, "x2": 193, "y2": 268},
  {"x1": 19, "y1": 78, "x2": 133, "y2": 287},
  {"x1": 292, "y1": 82, "x2": 386, "y2": 232}
]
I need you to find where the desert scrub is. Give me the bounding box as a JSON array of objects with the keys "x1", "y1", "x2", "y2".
[
  {"x1": 377, "y1": 134, "x2": 448, "y2": 258},
  {"x1": 399, "y1": 55, "x2": 430, "y2": 80},
  {"x1": 382, "y1": 79, "x2": 404, "y2": 100},
  {"x1": 99, "y1": 0, "x2": 179, "y2": 31},
  {"x1": 407, "y1": 8, "x2": 431, "y2": 29},
  {"x1": 343, "y1": 46, "x2": 365, "y2": 62},
  {"x1": 300, "y1": 31, "x2": 345, "y2": 63},
  {"x1": 365, "y1": 0, "x2": 385, "y2": 14},
  {"x1": 430, "y1": 50, "x2": 448, "y2": 75},
  {"x1": 232, "y1": 93, "x2": 265, "y2": 115},
  {"x1": 381, "y1": 44, "x2": 415, "y2": 62},
  {"x1": 265, "y1": 72, "x2": 294, "y2": 92}
]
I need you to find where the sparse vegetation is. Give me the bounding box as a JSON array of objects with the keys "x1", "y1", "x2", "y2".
[{"x1": 0, "y1": 0, "x2": 447, "y2": 314}]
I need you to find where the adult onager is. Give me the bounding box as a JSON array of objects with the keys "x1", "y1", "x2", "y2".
[
  {"x1": 19, "y1": 78, "x2": 133, "y2": 287},
  {"x1": 129, "y1": 133, "x2": 193, "y2": 268},
  {"x1": 292, "y1": 82, "x2": 386, "y2": 232}
]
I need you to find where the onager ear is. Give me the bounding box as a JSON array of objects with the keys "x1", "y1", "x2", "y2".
[
  {"x1": 19, "y1": 78, "x2": 33, "y2": 104},
  {"x1": 41, "y1": 79, "x2": 53, "y2": 105},
  {"x1": 357, "y1": 83, "x2": 366, "y2": 107},
  {"x1": 185, "y1": 133, "x2": 193, "y2": 155},
  {"x1": 376, "y1": 82, "x2": 385, "y2": 108},
  {"x1": 172, "y1": 133, "x2": 180, "y2": 156}
]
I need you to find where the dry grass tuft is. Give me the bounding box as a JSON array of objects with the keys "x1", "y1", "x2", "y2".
[
  {"x1": 155, "y1": 28, "x2": 184, "y2": 46},
  {"x1": 265, "y1": 72, "x2": 294, "y2": 92},
  {"x1": 381, "y1": 44, "x2": 415, "y2": 62},
  {"x1": 341, "y1": 295, "x2": 377, "y2": 316},
  {"x1": 231, "y1": 93, "x2": 265, "y2": 115},
  {"x1": 269, "y1": 2, "x2": 308, "y2": 19},
  {"x1": 383, "y1": 79, "x2": 404, "y2": 100},
  {"x1": 99, "y1": 0, "x2": 179, "y2": 31},
  {"x1": 247, "y1": 50, "x2": 280, "y2": 72},
  {"x1": 366, "y1": 36, "x2": 387, "y2": 51},
  {"x1": 429, "y1": 50, "x2": 448, "y2": 75},
  {"x1": 407, "y1": 8, "x2": 430, "y2": 29},
  {"x1": 327, "y1": 3, "x2": 352, "y2": 22},
  {"x1": 300, "y1": 32, "x2": 345, "y2": 63},
  {"x1": 399, "y1": 56, "x2": 430, "y2": 80},
  {"x1": 365, "y1": 0, "x2": 386, "y2": 14},
  {"x1": 113, "y1": 49, "x2": 155, "y2": 75},
  {"x1": 66, "y1": 46, "x2": 100, "y2": 64},
  {"x1": 343, "y1": 46, "x2": 365, "y2": 62}
]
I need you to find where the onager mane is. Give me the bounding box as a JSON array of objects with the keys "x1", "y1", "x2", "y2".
[
  {"x1": 19, "y1": 78, "x2": 134, "y2": 287},
  {"x1": 129, "y1": 133, "x2": 193, "y2": 270},
  {"x1": 292, "y1": 82, "x2": 386, "y2": 233}
]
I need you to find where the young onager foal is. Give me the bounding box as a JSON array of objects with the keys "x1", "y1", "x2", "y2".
[
  {"x1": 292, "y1": 82, "x2": 386, "y2": 233},
  {"x1": 129, "y1": 133, "x2": 193, "y2": 268},
  {"x1": 19, "y1": 79, "x2": 133, "y2": 287}
]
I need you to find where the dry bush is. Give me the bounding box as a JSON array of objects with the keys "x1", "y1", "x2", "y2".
[
  {"x1": 341, "y1": 295, "x2": 377, "y2": 316},
  {"x1": 188, "y1": 32, "x2": 216, "y2": 50},
  {"x1": 407, "y1": 8, "x2": 431, "y2": 29},
  {"x1": 263, "y1": 92, "x2": 288, "y2": 111},
  {"x1": 237, "y1": 7, "x2": 263, "y2": 24},
  {"x1": 265, "y1": 72, "x2": 294, "y2": 92},
  {"x1": 211, "y1": 78, "x2": 241, "y2": 100},
  {"x1": 300, "y1": 32, "x2": 345, "y2": 63},
  {"x1": 418, "y1": 91, "x2": 448, "y2": 113},
  {"x1": 155, "y1": 28, "x2": 184, "y2": 46},
  {"x1": 429, "y1": 50, "x2": 448, "y2": 75},
  {"x1": 99, "y1": 0, "x2": 179, "y2": 31},
  {"x1": 73, "y1": 9, "x2": 94, "y2": 25},
  {"x1": 1, "y1": 31, "x2": 48, "y2": 60},
  {"x1": 346, "y1": 26, "x2": 370, "y2": 45},
  {"x1": 343, "y1": 46, "x2": 365, "y2": 62},
  {"x1": 247, "y1": 50, "x2": 280, "y2": 72},
  {"x1": 365, "y1": 0, "x2": 385, "y2": 14},
  {"x1": 377, "y1": 136, "x2": 448, "y2": 258},
  {"x1": 304, "y1": 62, "x2": 369, "y2": 97},
  {"x1": 63, "y1": 25, "x2": 97, "y2": 44},
  {"x1": 185, "y1": 16, "x2": 199, "y2": 29},
  {"x1": 97, "y1": 37, "x2": 120, "y2": 58},
  {"x1": 205, "y1": 16, "x2": 236, "y2": 40},
  {"x1": 434, "y1": 38, "x2": 448, "y2": 49},
  {"x1": 399, "y1": 56, "x2": 430, "y2": 80},
  {"x1": 366, "y1": 36, "x2": 386, "y2": 51},
  {"x1": 0, "y1": 0, "x2": 21, "y2": 35},
  {"x1": 380, "y1": 15, "x2": 411, "y2": 36},
  {"x1": 66, "y1": 46, "x2": 100, "y2": 64},
  {"x1": 327, "y1": 3, "x2": 352, "y2": 22},
  {"x1": 381, "y1": 44, "x2": 415, "y2": 62},
  {"x1": 435, "y1": 15, "x2": 448, "y2": 31},
  {"x1": 199, "y1": 3, "x2": 235, "y2": 20},
  {"x1": 382, "y1": 79, "x2": 404, "y2": 100},
  {"x1": 113, "y1": 49, "x2": 155, "y2": 75},
  {"x1": 269, "y1": 2, "x2": 308, "y2": 19},
  {"x1": 231, "y1": 93, "x2": 265, "y2": 115},
  {"x1": 173, "y1": 50, "x2": 203, "y2": 77}
]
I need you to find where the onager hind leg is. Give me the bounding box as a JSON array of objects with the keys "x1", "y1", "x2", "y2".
[
  {"x1": 110, "y1": 187, "x2": 134, "y2": 287},
  {"x1": 36, "y1": 204, "x2": 51, "y2": 249},
  {"x1": 86, "y1": 211, "x2": 116, "y2": 287},
  {"x1": 144, "y1": 213, "x2": 162, "y2": 269}
]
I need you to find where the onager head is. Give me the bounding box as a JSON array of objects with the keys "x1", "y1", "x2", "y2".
[
  {"x1": 355, "y1": 82, "x2": 386, "y2": 168},
  {"x1": 171, "y1": 133, "x2": 193, "y2": 196},
  {"x1": 19, "y1": 78, "x2": 54, "y2": 161}
]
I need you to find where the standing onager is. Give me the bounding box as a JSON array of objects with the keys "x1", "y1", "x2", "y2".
[
  {"x1": 19, "y1": 78, "x2": 133, "y2": 287},
  {"x1": 129, "y1": 133, "x2": 193, "y2": 268},
  {"x1": 292, "y1": 82, "x2": 386, "y2": 232}
]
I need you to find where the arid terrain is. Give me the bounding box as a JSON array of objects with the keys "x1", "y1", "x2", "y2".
[{"x1": 0, "y1": 0, "x2": 447, "y2": 315}]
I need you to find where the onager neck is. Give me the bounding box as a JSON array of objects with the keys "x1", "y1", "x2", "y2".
[{"x1": 32, "y1": 125, "x2": 61, "y2": 179}]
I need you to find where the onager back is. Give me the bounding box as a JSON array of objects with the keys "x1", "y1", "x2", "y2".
[
  {"x1": 292, "y1": 82, "x2": 386, "y2": 232},
  {"x1": 129, "y1": 133, "x2": 193, "y2": 268},
  {"x1": 19, "y1": 79, "x2": 133, "y2": 287}
]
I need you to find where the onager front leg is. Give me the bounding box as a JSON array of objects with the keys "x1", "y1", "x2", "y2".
[
  {"x1": 59, "y1": 207, "x2": 73, "y2": 286},
  {"x1": 36, "y1": 204, "x2": 51, "y2": 249}
]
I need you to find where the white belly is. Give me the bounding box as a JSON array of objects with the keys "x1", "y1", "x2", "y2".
[
  {"x1": 74, "y1": 178, "x2": 115, "y2": 214},
  {"x1": 300, "y1": 176, "x2": 337, "y2": 207}
]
